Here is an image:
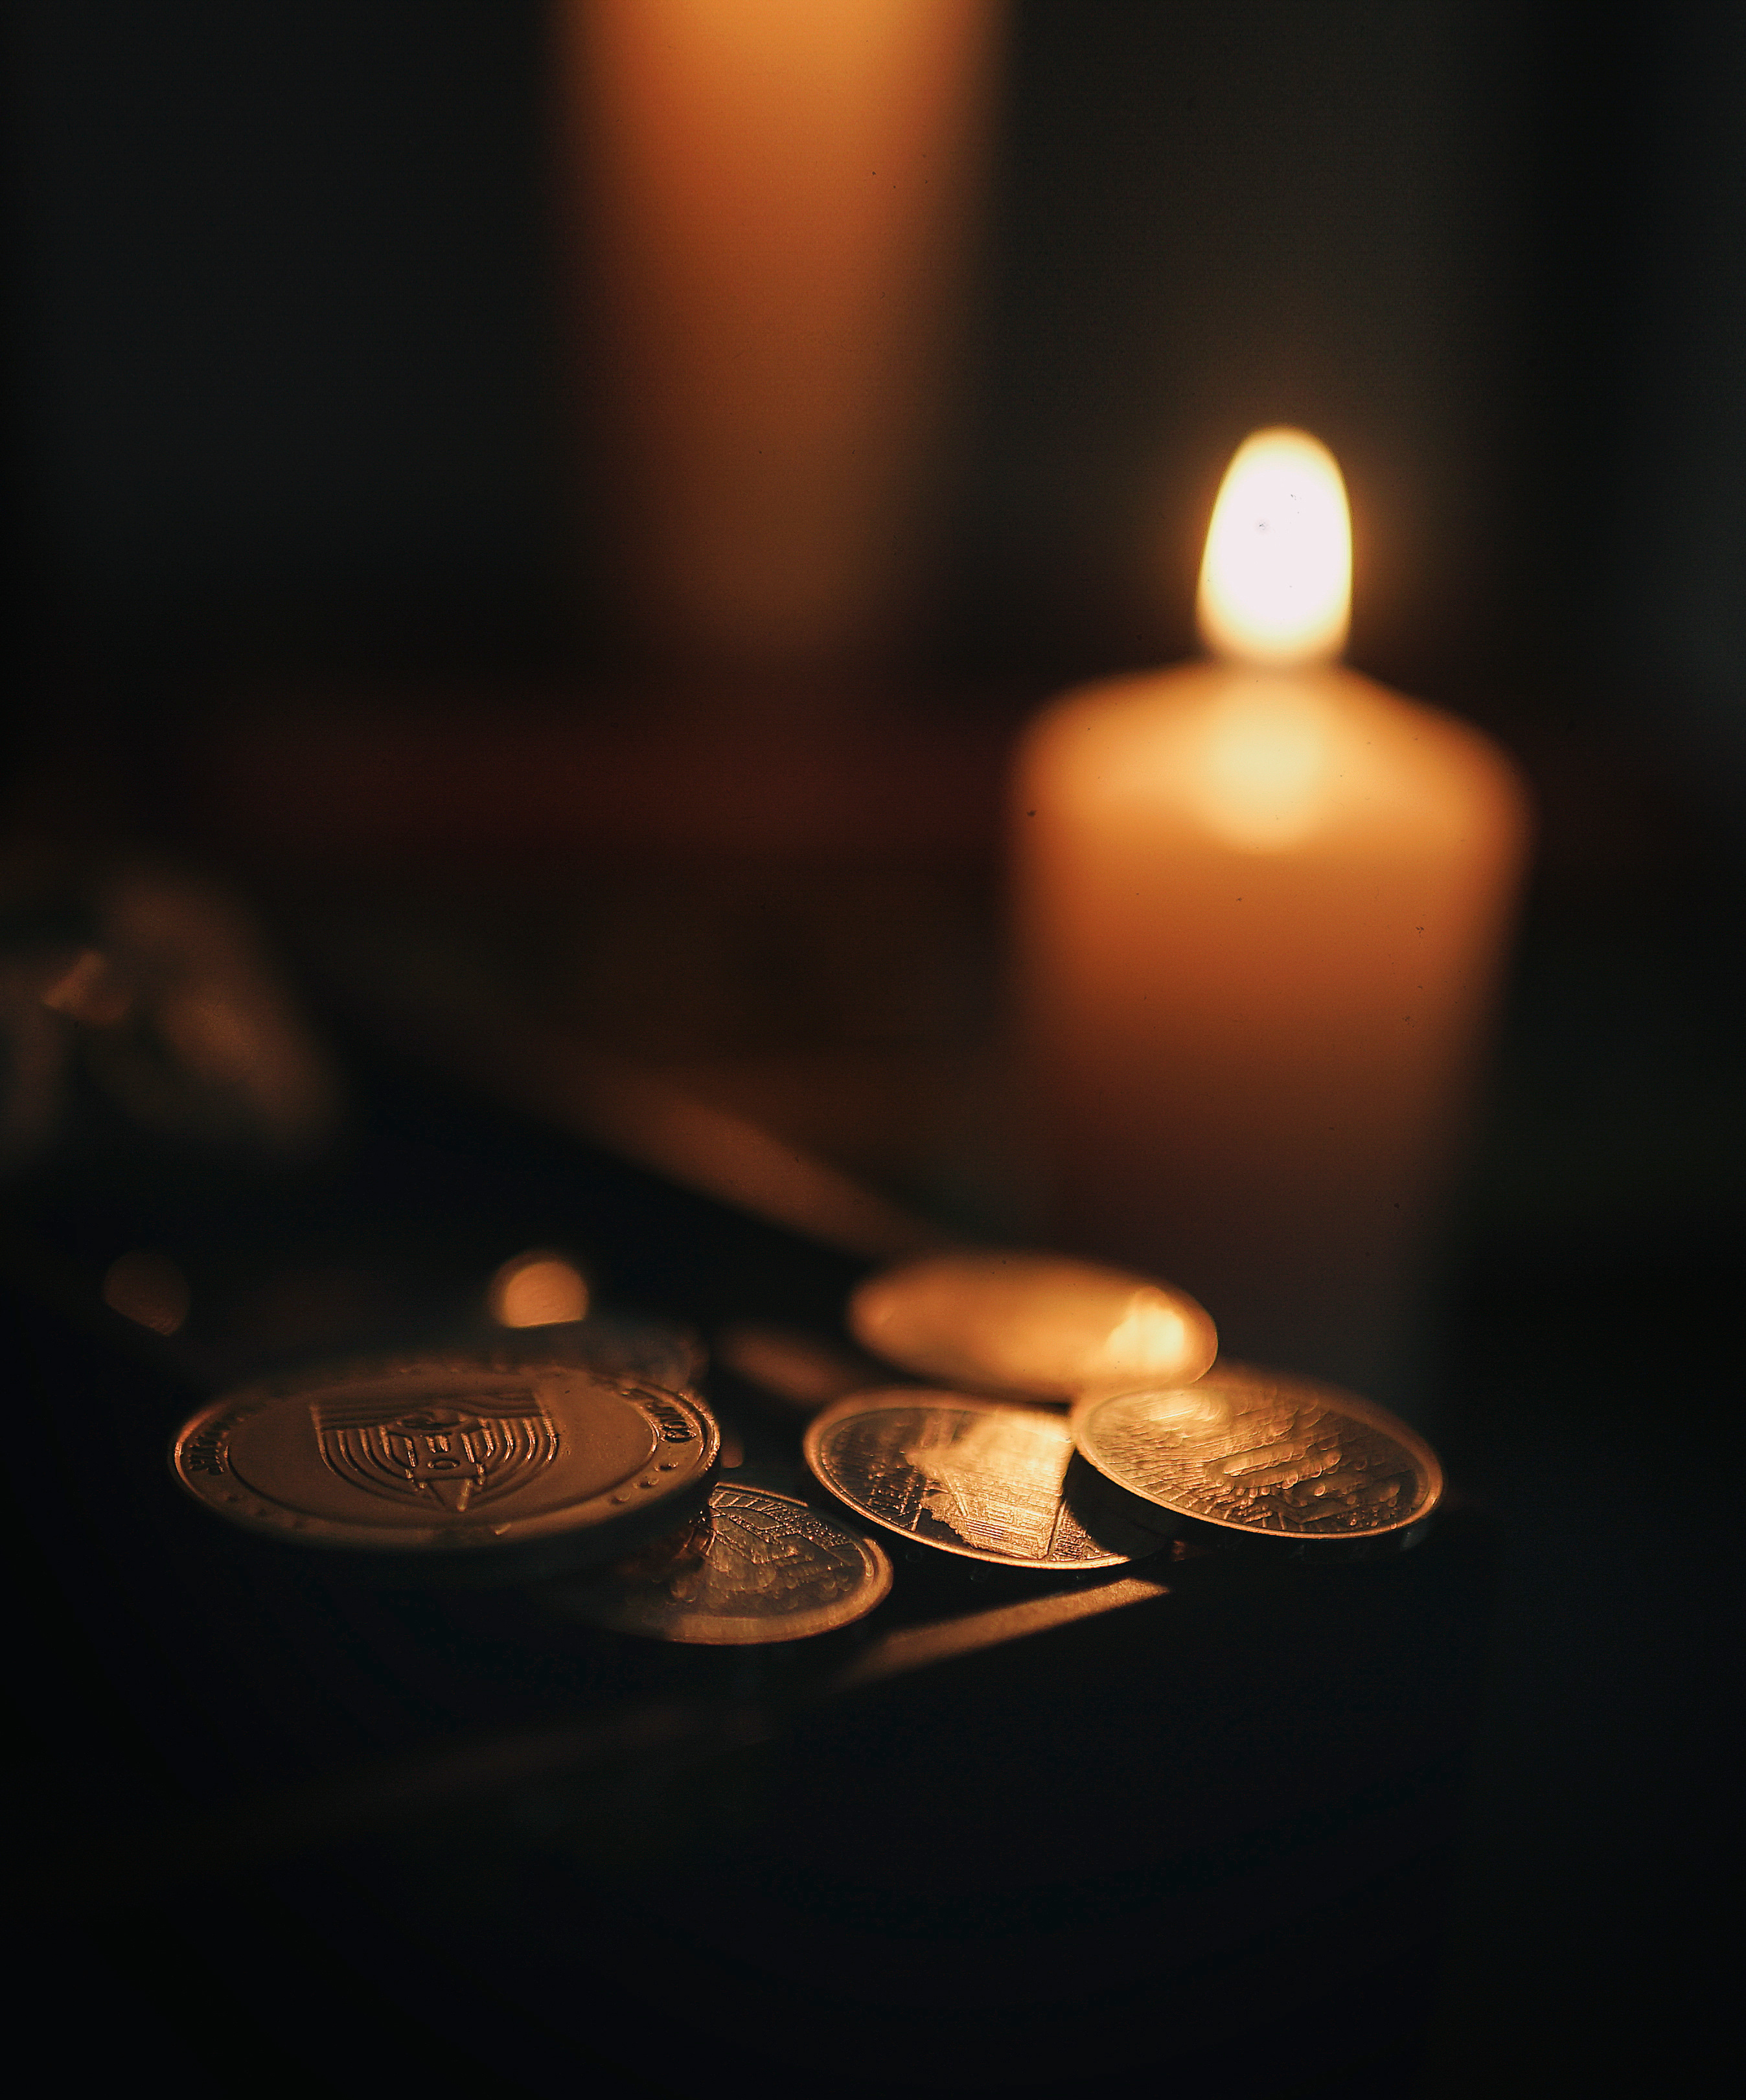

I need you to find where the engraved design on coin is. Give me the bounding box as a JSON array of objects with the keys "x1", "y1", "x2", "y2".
[
  {"x1": 804, "y1": 1390, "x2": 1177, "y2": 1567},
  {"x1": 552, "y1": 1483, "x2": 893, "y2": 1643},
  {"x1": 314, "y1": 1390, "x2": 558, "y2": 1514},
  {"x1": 1072, "y1": 1371, "x2": 1442, "y2": 1537},
  {"x1": 170, "y1": 1353, "x2": 719, "y2": 1573}
]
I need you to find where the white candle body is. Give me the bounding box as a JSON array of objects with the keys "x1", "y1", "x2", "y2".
[{"x1": 1015, "y1": 661, "x2": 1528, "y2": 1403}]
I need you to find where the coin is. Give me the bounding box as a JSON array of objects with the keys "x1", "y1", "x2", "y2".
[
  {"x1": 803, "y1": 1389, "x2": 1179, "y2": 1569},
  {"x1": 1071, "y1": 1367, "x2": 1443, "y2": 1540},
  {"x1": 847, "y1": 1251, "x2": 1217, "y2": 1402},
  {"x1": 172, "y1": 1352, "x2": 719, "y2": 1578},
  {"x1": 547, "y1": 1482, "x2": 893, "y2": 1643}
]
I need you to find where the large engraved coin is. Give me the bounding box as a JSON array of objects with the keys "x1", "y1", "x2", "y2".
[
  {"x1": 803, "y1": 1389, "x2": 1178, "y2": 1568},
  {"x1": 1072, "y1": 1368, "x2": 1442, "y2": 1540},
  {"x1": 848, "y1": 1251, "x2": 1216, "y2": 1402},
  {"x1": 549, "y1": 1483, "x2": 892, "y2": 1643},
  {"x1": 172, "y1": 1352, "x2": 718, "y2": 1579}
]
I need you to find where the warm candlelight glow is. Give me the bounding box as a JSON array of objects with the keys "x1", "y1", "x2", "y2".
[
  {"x1": 1015, "y1": 425, "x2": 1528, "y2": 1402},
  {"x1": 849, "y1": 1251, "x2": 1217, "y2": 1401},
  {"x1": 1089, "y1": 1288, "x2": 1204, "y2": 1385},
  {"x1": 565, "y1": 0, "x2": 997, "y2": 667},
  {"x1": 1191, "y1": 683, "x2": 1337, "y2": 850},
  {"x1": 1196, "y1": 428, "x2": 1351, "y2": 667}
]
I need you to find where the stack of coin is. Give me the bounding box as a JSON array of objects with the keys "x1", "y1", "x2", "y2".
[
  {"x1": 173, "y1": 1252, "x2": 1445, "y2": 1632},
  {"x1": 825, "y1": 1249, "x2": 1443, "y2": 1558},
  {"x1": 172, "y1": 1344, "x2": 897, "y2": 1641}
]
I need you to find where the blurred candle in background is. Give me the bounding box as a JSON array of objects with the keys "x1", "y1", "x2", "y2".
[
  {"x1": 1013, "y1": 430, "x2": 1529, "y2": 1407},
  {"x1": 558, "y1": 0, "x2": 998, "y2": 678}
]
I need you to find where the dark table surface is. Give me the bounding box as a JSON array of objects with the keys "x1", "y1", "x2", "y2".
[{"x1": 4, "y1": 1022, "x2": 1736, "y2": 2096}]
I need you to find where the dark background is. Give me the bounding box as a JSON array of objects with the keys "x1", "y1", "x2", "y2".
[
  {"x1": 9, "y1": 1, "x2": 1743, "y2": 2089},
  {"x1": 16, "y1": 3, "x2": 1746, "y2": 732}
]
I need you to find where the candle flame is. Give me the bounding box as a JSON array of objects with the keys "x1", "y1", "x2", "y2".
[{"x1": 1197, "y1": 428, "x2": 1351, "y2": 666}]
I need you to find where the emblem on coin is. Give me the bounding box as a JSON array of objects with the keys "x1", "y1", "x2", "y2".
[
  {"x1": 1071, "y1": 1368, "x2": 1442, "y2": 1539},
  {"x1": 803, "y1": 1389, "x2": 1178, "y2": 1568},
  {"x1": 314, "y1": 1389, "x2": 559, "y2": 1513},
  {"x1": 847, "y1": 1251, "x2": 1217, "y2": 1402},
  {"x1": 172, "y1": 1352, "x2": 719, "y2": 1577},
  {"x1": 548, "y1": 1483, "x2": 893, "y2": 1643}
]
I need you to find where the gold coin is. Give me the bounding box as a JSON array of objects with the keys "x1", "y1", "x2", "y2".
[
  {"x1": 547, "y1": 1483, "x2": 892, "y2": 1643},
  {"x1": 172, "y1": 1351, "x2": 719, "y2": 1579},
  {"x1": 803, "y1": 1389, "x2": 1178, "y2": 1569},
  {"x1": 1071, "y1": 1367, "x2": 1442, "y2": 1540},
  {"x1": 847, "y1": 1250, "x2": 1216, "y2": 1402}
]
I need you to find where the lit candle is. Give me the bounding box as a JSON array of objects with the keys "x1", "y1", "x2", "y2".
[
  {"x1": 558, "y1": 0, "x2": 996, "y2": 673},
  {"x1": 1013, "y1": 430, "x2": 1529, "y2": 1405}
]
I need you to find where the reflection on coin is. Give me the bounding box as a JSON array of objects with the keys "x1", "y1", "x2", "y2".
[
  {"x1": 549, "y1": 1483, "x2": 893, "y2": 1643},
  {"x1": 848, "y1": 1251, "x2": 1216, "y2": 1402},
  {"x1": 1072, "y1": 1368, "x2": 1442, "y2": 1540},
  {"x1": 172, "y1": 1352, "x2": 718, "y2": 1578},
  {"x1": 803, "y1": 1389, "x2": 1178, "y2": 1568}
]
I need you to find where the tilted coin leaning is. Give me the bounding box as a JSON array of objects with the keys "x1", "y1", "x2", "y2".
[
  {"x1": 803, "y1": 1389, "x2": 1179, "y2": 1569},
  {"x1": 548, "y1": 1482, "x2": 893, "y2": 1644},
  {"x1": 1071, "y1": 1367, "x2": 1443, "y2": 1540},
  {"x1": 172, "y1": 1352, "x2": 719, "y2": 1578},
  {"x1": 848, "y1": 1249, "x2": 1217, "y2": 1402}
]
